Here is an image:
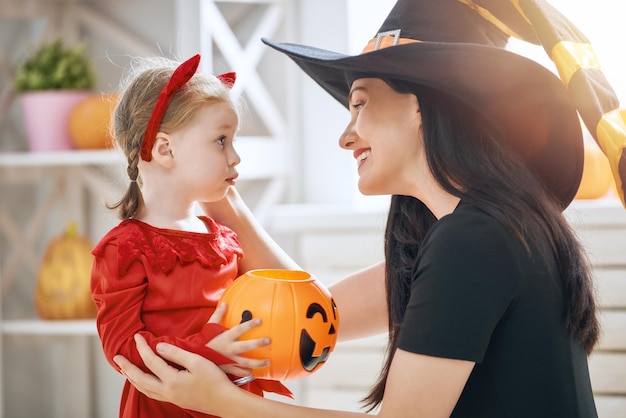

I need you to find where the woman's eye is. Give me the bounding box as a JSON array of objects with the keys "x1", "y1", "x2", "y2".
[{"x1": 350, "y1": 102, "x2": 363, "y2": 110}]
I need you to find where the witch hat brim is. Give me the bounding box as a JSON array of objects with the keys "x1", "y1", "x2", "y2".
[{"x1": 262, "y1": 37, "x2": 583, "y2": 209}]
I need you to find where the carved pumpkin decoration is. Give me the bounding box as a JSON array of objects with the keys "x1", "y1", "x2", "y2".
[
  {"x1": 68, "y1": 93, "x2": 117, "y2": 149},
  {"x1": 575, "y1": 139, "x2": 615, "y2": 200},
  {"x1": 35, "y1": 222, "x2": 97, "y2": 319},
  {"x1": 218, "y1": 269, "x2": 339, "y2": 380}
]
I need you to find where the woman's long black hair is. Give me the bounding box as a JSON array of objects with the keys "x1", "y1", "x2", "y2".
[{"x1": 362, "y1": 81, "x2": 599, "y2": 411}]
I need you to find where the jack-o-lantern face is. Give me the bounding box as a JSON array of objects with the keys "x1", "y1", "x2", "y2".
[
  {"x1": 218, "y1": 269, "x2": 340, "y2": 381},
  {"x1": 300, "y1": 301, "x2": 337, "y2": 371}
]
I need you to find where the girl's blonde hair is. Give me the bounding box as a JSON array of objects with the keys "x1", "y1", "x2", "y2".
[{"x1": 108, "y1": 56, "x2": 239, "y2": 219}]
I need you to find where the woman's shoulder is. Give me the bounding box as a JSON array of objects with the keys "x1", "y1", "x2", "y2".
[
  {"x1": 429, "y1": 202, "x2": 510, "y2": 243},
  {"x1": 421, "y1": 201, "x2": 524, "y2": 268},
  {"x1": 415, "y1": 202, "x2": 523, "y2": 300}
]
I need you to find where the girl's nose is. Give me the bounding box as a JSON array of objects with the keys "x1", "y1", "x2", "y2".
[{"x1": 229, "y1": 150, "x2": 241, "y2": 166}]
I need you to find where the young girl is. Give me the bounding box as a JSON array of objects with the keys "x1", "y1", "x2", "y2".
[{"x1": 90, "y1": 54, "x2": 292, "y2": 418}]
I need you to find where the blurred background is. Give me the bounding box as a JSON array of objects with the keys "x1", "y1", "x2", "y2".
[{"x1": 1, "y1": 1, "x2": 625, "y2": 417}]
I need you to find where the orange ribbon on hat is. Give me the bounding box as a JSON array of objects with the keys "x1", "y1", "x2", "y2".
[{"x1": 460, "y1": 0, "x2": 626, "y2": 207}]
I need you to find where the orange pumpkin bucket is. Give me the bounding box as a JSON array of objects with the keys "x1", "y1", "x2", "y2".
[{"x1": 218, "y1": 269, "x2": 339, "y2": 380}]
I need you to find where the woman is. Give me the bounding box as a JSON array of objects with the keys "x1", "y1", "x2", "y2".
[{"x1": 114, "y1": 0, "x2": 601, "y2": 416}]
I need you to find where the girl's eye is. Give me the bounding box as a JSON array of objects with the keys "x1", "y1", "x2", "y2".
[{"x1": 216, "y1": 137, "x2": 226, "y2": 146}]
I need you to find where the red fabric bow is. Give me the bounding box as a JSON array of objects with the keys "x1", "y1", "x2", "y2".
[{"x1": 140, "y1": 54, "x2": 237, "y2": 161}]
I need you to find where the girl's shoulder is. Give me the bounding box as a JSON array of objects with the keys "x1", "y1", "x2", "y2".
[{"x1": 92, "y1": 217, "x2": 243, "y2": 275}]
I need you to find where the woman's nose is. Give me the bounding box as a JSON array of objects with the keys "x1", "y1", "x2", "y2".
[{"x1": 339, "y1": 123, "x2": 357, "y2": 149}]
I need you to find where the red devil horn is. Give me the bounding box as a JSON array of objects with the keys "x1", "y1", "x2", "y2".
[
  {"x1": 141, "y1": 54, "x2": 201, "y2": 161},
  {"x1": 217, "y1": 71, "x2": 236, "y2": 88}
]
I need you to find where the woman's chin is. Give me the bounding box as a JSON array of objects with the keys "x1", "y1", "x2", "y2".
[{"x1": 357, "y1": 183, "x2": 384, "y2": 196}]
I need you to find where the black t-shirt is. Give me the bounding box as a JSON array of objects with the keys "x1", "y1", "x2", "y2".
[{"x1": 397, "y1": 202, "x2": 597, "y2": 418}]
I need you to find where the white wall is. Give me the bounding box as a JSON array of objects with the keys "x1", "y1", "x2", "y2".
[
  {"x1": 284, "y1": 0, "x2": 397, "y2": 209},
  {"x1": 293, "y1": 0, "x2": 353, "y2": 204}
]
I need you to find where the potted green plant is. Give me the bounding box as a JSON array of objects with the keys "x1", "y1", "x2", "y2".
[{"x1": 14, "y1": 39, "x2": 96, "y2": 151}]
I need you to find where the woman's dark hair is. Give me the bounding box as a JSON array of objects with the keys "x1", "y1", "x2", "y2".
[{"x1": 362, "y1": 81, "x2": 599, "y2": 411}]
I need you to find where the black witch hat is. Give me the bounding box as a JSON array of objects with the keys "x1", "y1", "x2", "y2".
[{"x1": 263, "y1": 0, "x2": 626, "y2": 209}]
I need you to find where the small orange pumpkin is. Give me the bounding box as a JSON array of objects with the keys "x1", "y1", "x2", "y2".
[
  {"x1": 68, "y1": 93, "x2": 117, "y2": 149},
  {"x1": 218, "y1": 269, "x2": 339, "y2": 380},
  {"x1": 575, "y1": 139, "x2": 614, "y2": 200},
  {"x1": 35, "y1": 222, "x2": 97, "y2": 319}
]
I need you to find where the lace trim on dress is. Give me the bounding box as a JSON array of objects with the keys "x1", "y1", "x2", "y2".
[{"x1": 92, "y1": 216, "x2": 243, "y2": 275}]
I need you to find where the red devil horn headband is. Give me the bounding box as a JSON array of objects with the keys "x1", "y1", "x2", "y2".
[
  {"x1": 140, "y1": 54, "x2": 237, "y2": 161},
  {"x1": 217, "y1": 71, "x2": 236, "y2": 87}
]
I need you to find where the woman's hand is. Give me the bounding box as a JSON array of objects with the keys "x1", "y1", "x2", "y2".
[
  {"x1": 206, "y1": 302, "x2": 270, "y2": 377},
  {"x1": 199, "y1": 186, "x2": 300, "y2": 272},
  {"x1": 114, "y1": 334, "x2": 233, "y2": 414}
]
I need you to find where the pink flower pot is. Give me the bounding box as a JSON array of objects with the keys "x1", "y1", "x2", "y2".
[{"x1": 20, "y1": 90, "x2": 91, "y2": 151}]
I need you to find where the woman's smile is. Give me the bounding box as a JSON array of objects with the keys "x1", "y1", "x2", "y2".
[{"x1": 354, "y1": 148, "x2": 371, "y2": 169}]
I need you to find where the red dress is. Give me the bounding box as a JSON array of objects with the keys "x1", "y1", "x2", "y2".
[{"x1": 91, "y1": 216, "x2": 291, "y2": 418}]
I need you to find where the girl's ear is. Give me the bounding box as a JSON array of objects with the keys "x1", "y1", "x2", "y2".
[{"x1": 152, "y1": 133, "x2": 174, "y2": 168}]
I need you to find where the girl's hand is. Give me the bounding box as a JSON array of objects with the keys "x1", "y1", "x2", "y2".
[
  {"x1": 206, "y1": 302, "x2": 271, "y2": 377},
  {"x1": 114, "y1": 334, "x2": 231, "y2": 414}
]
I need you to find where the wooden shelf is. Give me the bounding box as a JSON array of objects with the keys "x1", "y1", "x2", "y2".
[
  {"x1": 0, "y1": 149, "x2": 124, "y2": 168},
  {"x1": 0, "y1": 319, "x2": 97, "y2": 335}
]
